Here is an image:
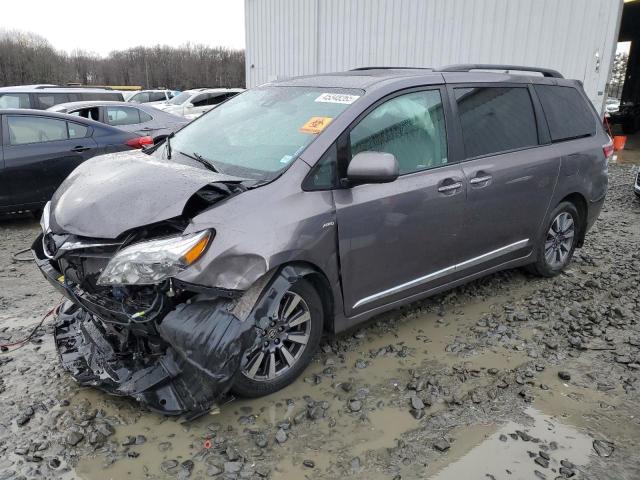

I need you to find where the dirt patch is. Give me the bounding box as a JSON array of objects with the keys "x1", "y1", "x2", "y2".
[{"x1": 0, "y1": 164, "x2": 639, "y2": 479}]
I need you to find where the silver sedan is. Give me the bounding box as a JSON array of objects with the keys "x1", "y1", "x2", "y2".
[{"x1": 48, "y1": 101, "x2": 190, "y2": 141}]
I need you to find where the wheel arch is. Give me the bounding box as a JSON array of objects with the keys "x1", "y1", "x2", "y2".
[{"x1": 270, "y1": 261, "x2": 336, "y2": 334}]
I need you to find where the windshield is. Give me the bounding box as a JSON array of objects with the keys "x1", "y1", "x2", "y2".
[
  {"x1": 168, "y1": 91, "x2": 193, "y2": 105},
  {"x1": 170, "y1": 86, "x2": 362, "y2": 180}
]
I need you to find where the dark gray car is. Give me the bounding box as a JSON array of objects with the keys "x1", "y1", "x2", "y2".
[
  {"x1": 48, "y1": 101, "x2": 189, "y2": 142},
  {"x1": 0, "y1": 109, "x2": 147, "y2": 215},
  {"x1": 33, "y1": 65, "x2": 610, "y2": 416}
]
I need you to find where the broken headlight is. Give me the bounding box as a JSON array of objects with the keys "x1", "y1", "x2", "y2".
[{"x1": 97, "y1": 230, "x2": 212, "y2": 285}]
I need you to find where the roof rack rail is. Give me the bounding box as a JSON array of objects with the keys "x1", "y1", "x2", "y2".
[
  {"x1": 35, "y1": 85, "x2": 114, "y2": 90},
  {"x1": 438, "y1": 64, "x2": 563, "y2": 78},
  {"x1": 350, "y1": 66, "x2": 432, "y2": 71}
]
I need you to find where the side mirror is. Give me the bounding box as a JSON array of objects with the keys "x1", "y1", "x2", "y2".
[
  {"x1": 346, "y1": 151, "x2": 399, "y2": 185},
  {"x1": 185, "y1": 102, "x2": 194, "y2": 108}
]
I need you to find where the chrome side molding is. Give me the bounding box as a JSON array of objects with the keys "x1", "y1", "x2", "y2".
[{"x1": 352, "y1": 239, "x2": 529, "y2": 309}]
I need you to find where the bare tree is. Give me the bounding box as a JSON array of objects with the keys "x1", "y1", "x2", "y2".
[
  {"x1": 0, "y1": 29, "x2": 245, "y2": 89},
  {"x1": 609, "y1": 51, "x2": 629, "y2": 100}
]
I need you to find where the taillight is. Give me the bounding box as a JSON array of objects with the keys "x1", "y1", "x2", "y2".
[
  {"x1": 125, "y1": 136, "x2": 154, "y2": 149},
  {"x1": 603, "y1": 137, "x2": 614, "y2": 160}
]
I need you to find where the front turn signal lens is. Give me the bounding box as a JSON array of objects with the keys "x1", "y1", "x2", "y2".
[{"x1": 183, "y1": 234, "x2": 211, "y2": 265}]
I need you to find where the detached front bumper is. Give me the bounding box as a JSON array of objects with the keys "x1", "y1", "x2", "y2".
[{"x1": 33, "y1": 235, "x2": 257, "y2": 417}]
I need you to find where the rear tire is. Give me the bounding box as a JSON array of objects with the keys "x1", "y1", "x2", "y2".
[
  {"x1": 527, "y1": 201, "x2": 580, "y2": 277},
  {"x1": 231, "y1": 279, "x2": 323, "y2": 398}
]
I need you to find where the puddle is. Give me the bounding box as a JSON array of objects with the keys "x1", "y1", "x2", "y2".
[
  {"x1": 72, "y1": 284, "x2": 541, "y2": 479},
  {"x1": 428, "y1": 407, "x2": 593, "y2": 480}
]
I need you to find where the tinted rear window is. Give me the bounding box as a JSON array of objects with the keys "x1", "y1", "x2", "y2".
[
  {"x1": 455, "y1": 87, "x2": 538, "y2": 158},
  {"x1": 35, "y1": 93, "x2": 69, "y2": 109},
  {"x1": 534, "y1": 85, "x2": 595, "y2": 142},
  {"x1": 0, "y1": 93, "x2": 31, "y2": 108}
]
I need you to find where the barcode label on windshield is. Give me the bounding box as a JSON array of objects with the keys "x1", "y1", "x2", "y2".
[{"x1": 315, "y1": 93, "x2": 360, "y2": 104}]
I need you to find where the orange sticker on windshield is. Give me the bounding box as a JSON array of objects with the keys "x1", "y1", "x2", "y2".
[{"x1": 299, "y1": 116, "x2": 333, "y2": 134}]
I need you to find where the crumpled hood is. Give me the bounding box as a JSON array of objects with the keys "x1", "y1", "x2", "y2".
[{"x1": 50, "y1": 150, "x2": 243, "y2": 239}]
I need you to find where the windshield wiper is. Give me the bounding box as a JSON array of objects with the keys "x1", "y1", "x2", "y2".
[
  {"x1": 178, "y1": 151, "x2": 219, "y2": 173},
  {"x1": 165, "y1": 132, "x2": 174, "y2": 159}
]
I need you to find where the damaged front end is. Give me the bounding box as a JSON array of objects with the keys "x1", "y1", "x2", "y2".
[
  {"x1": 28, "y1": 151, "x2": 281, "y2": 416},
  {"x1": 33, "y1": 224, "x2": 270, "y2": 416},
  {"x1": 33, "y1": 225, "x2": 289, "y2": 416},
  {"x1": 31, "y1": 150, "x2": 286, "y2": 416}
]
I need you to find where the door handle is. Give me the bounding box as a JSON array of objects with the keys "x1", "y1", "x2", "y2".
[
  {"x1": 469, "y1": 175, "x2": 492, "y2": 185},
  {"x1": 437, "y1": 182, "x2": 462, "y2": 193},
  {"x1": 71, "y1": 146, "x2": 91, "y2": 153}
]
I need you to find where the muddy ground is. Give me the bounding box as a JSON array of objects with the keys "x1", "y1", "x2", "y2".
[{"x1": 0, "y1": 161, "x2": 639, "y2": 480}]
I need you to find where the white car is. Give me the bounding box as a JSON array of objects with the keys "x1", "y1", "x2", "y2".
[
  {"x1": 127, "y1": 89, "x2": 178, "y2": 106},
  {"x1": 154, "y1": 88, "x2": 243, "y2": 118},
  {"x1": 606, "y1": 97, "x2": 620, "y2": 114}
]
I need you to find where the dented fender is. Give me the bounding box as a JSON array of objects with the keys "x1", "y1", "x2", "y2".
[{"x1": 177, "y1": 161, "x2": 342, "y2": 299}]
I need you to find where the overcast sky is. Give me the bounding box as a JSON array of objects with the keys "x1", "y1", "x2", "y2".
[{"x1": 1, "y1": 0, "x2": 246, "y2": 55}]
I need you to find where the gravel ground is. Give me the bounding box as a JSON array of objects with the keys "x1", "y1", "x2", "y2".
[{"x1": 0, "y1": 163, "x2": 639, "y2": 480}]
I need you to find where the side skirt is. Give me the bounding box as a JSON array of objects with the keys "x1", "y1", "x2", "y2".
[{"x1": 333, "y1": 252, "x2": 533, "y2": 334}]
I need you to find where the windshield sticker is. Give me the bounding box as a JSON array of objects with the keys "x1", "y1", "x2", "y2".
[
  {"x1": 315, "y1": 93, "x2": 360, "y2": 104},
  {"x1": 299, "y1": 116, "x2": 333, "y2": 135},
  {"x1": 279, "y1": 154, "x2": 294, "y2": 164}
]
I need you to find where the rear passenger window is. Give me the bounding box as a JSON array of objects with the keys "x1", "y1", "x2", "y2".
[
  {"x1": 455, "y1": 87, "x2": 538, "y2": 158},
  {"x1": 0, "y1": 93, "x2": 31, "y2": 108},
  {"x1": 7, "y1": 116, "x2": 68, "y2": 145},
  {"x1": 149, "y1": 92, "x2": 166, "y2": 102},
  {"x1": 534, "y1": 85, "x2": 596, "y2": 142},
  {"x1": 129, "y1": 92, "x2": 150, "y2": 103},
  {"x1": 70, "y1": 107, "x2": 99, "y2": 121},
  {"x1": 139, "y1": 110, "x2": 153, "y2": 122},
  {"x1": 35, "y1": 93, "x2": 69, "y2": 109},
  {"x1": 106, "y1": 106, "x2": 141, "y2": 126},
  {"x1": 68, "y1": 122, "x2": 89, "y2": 139},
  {"x1": 208, "y1": 94, "x2": 226, "y2": 106},
  {"x1": 350, "y1": 90, "x2": 448, "y2": 175},
  {"x1": 192, "y1": 94, "x2": 209, "y2": 107}
]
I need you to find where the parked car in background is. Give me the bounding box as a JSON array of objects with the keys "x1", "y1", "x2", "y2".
[
  {"x1": 610, "y1": 101, "x2": 640, "y2": 134},
  {"x1": 119, "y1": 91, "x2": 138, "y2": 101},
  {"x1": 605, "y1": 97, "x2": 620, "y2": 113},
  {"x1": 0, "y1": 109, "x2": 151, "y2": 215},
  {"x1": 48, "y1": 101, "x2": 189, "y2": 142},
  {"x1": 33, "y1": 65, "x2": 610, "y2": 415},
  {"x1": 0, "y1": 85, "x2": 124, "y2": 110},
  {"x1": 127, "y1": 89, "x2": 178, "y2": 105},
  {"x1": 154, "y1": 88, "x2": 243, "y2": 118}
]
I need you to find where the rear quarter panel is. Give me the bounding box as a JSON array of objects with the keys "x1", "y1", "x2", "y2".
[{"x1": 542, "y1": 131, "x2": 609, "y2": 238}]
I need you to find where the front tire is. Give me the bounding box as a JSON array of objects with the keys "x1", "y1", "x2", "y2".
[
  {"x1": 231, "y1": 279, "x2": 323, "y2": 398},
  {"x1": 528, "y1": 201, "x2": 580, "y2": 277}
]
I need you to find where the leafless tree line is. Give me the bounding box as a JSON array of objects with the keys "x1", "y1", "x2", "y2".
[
  {"x1": 0, "y1": 30, "x2": 245, "y2": 89},
  {"x1": 609, "y1": 51, "x2": 630, "y2": 100}
]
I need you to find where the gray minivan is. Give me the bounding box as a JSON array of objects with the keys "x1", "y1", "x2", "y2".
[
  {"x1": 34, "y1": 65, "x2": 610, "y2": 415},
  {"x1": 0, "y1": 85, "x2": 124, "y2": 110}
]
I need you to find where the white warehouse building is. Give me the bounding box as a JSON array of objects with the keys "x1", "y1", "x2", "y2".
[{"x1": 244, "y1": 0, "x2": 624, "y2": 112}]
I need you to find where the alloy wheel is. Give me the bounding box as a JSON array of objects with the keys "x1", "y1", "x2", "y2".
[
  {"x1": 242, "y1": 291, "x2": 312, "y2": 381},
  {"x1": 544, "y1": 212, "x2": 575, "y2": 268}
]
